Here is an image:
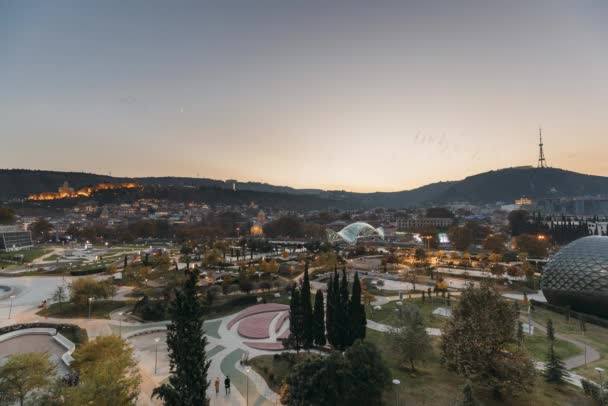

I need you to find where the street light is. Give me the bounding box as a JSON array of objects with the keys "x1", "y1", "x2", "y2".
[
  {"x1": 154, "y1": 337, "x2": 160, "y2": 375},
  {"x1": 8, "y1": 295, "x2": 15, "y2": 319},
  {"x1": 88, "y1": 297, "x2": 94, "y2": 319},
  {"x1": 595, "y1": 367, "x2": 605, "y2": 400},
  {"x1": 392, "y1": 379, "x2": 400, "y2": 405},
  {"x1": 245, "y1": 366, "x2": 251, "y2": 406},
  {"x1": 118, "y1": 312, "x2": 123, "y2": 337}
]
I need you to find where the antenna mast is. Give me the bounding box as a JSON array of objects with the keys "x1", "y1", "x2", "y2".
[{"x1": 537, "y1": 128, "x2": 547, "y2": 168}]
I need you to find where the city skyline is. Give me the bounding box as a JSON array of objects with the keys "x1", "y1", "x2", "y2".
[{"x1": 2, "y1": 1, "x2": 608, "y2": 192}]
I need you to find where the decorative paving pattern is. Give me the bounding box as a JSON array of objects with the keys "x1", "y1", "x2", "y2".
[
  {"x1": 226, "y1": 303, "x2": 289, "y2": 330},
  {"x1": 274, "y1": 312, "x2": 289, "y2": 333},
  {"x1": 237, "y1": 312, "x2": 280, "y2": 339}
]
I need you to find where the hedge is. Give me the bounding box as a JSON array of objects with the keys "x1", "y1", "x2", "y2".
[{"x1": 69, "y1": 267, "x2": 106, "y2": 276}]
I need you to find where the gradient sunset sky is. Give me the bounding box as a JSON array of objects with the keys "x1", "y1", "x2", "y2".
[{"x1": 2, "y1": 1, "x2": 607, "y2": 192}]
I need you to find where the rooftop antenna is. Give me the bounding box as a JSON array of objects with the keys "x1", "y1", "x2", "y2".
[{"x1": 537, "y1": 128, "x2": 548, "y2": 168}]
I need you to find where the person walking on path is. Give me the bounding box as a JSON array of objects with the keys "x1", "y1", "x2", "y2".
[
  {"x1": 224, "y1": 376, "x2": 231, "y2": 395},
  {"x1": 214, "y1": 377, "x2": 220, "y2": 396}
]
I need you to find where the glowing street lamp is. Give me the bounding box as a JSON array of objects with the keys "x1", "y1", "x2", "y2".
[
  {"x1": 88, "y1": 297, "x2": 94, "y2": 319},
  {"x1": 392, "y1": 379, "x2": 401, "y2": 405},
  {"x1": 118, "y1": 312, "x2": 123, "y2": 337},
  {"x1": 245, "y1": 366, "x2": 251, "y2": 406},
  {"x1": 154, "y1": 337, "x2": 160, "y2": 375},
  {"x1": 8, "y1": 295, "x2": 16, "y2": 319}
]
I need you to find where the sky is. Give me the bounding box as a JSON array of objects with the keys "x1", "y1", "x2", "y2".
[{"x1": 1, "y1": 1, "x2": 607, "y2": 192}]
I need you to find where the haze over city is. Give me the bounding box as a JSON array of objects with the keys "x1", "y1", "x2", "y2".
[{"x1": 2, "y1": 0, "x2": 608, "y2": 192}]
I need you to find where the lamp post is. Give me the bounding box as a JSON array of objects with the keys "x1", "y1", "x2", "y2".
[
  {"x1": 118, "y1": 312, "x2": 123, "y2": 337},
  {"x1": 154, "y1": 337, "x2": 160, "y2": 375},
  {"x1": 392, "y1": 379, "x2": 400, "y2": 405},
  {"x1": 88, "y1": 297, "x2": 93, "y2": 319},
  {"x1": 245, "y1": 366, "x2": 251, "y2": 406},
  {"x1": 595, "y1": 367, "x2": 605, "y2": 401},
  {"x1": 8, "y1": 295, "x2": 15, "y2": 319}
]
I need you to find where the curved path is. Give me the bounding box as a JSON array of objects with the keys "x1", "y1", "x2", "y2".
[{"x1": 528, "y1": 319, "x2": 600, "y2": 369}]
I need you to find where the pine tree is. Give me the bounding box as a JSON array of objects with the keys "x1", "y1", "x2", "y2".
[
  {"x1": 544, "y1": 343, "x2": 566, "y2": 384},
  {"x1": 546, "y1": 318, "x2": 555, "y2": 342},
  {"x1": 348, "y1": 272, "x2": 366, "y2": 344},
  {"x1": 153, "y1": 269, "x2": 210, "y2": 406},
  {"x1": 458, "y1": 381, "x2": 479, "y2": 406},
  {"x1": 313, "y1": 290, "x2": 326, "y2": 347},
  {"x1": 301, "y1": 264, "x2": 314, "y2": 349},
  {"x1": 286, "y1": 285, "x2": 304, "y2": 353}
]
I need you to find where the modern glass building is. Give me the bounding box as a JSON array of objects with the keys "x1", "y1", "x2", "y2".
[
  {"x1": 541, "y1": 236, "x2": 608, "y2": 318},
  {"x1": 326, "y1": 222, "x2": 384, "y2": 244},
  {"x1": 0, "y1": 226, "x2": 33, "y2": 251}
]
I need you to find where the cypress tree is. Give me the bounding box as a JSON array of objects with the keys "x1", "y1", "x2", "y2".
[
  {"x1": 313, "y1": 290, "x2": 326, "y2": 347},
  {"x1": 348, "y1": 272, "x2": 366, "y2": 344},
  {"x1": 325, "y1": 277, "x2": 335, "y2": 347},
  {"x1": 286, "y1": 285, "x2": 304, "y2": 353},
  {"x1": 337, "y1": 268, "x2": 350, "y2": 350},
  {"x1": 331, "y1": 269, "x2": 342, "y2": 348},
  {"x1": 153, "y1": 269, "x2": 210, "y2": 406},
  {"x1": 301, "y1": 265, "x2": 314, "y2": 349}
]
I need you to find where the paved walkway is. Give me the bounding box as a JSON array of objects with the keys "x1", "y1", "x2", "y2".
[{"x1": 527, "y1": 319, "x2": 600, "y2": 369}]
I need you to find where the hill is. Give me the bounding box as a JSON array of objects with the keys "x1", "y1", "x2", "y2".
[
  {"x1": 1, "y1": 167, "x2": 607, "y2": 208},
  {"x1": 433, "y1": 167, "x2": 608, "y2": 203}
]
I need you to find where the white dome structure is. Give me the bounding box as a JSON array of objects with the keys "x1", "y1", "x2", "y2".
[{"x1": 326, "y1": 222, "x2": 384, "y2": 244}]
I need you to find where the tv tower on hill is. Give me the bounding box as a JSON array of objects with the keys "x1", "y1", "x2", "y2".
[{"x1": 537, "y1": 128, "x2": 548, "y2": 168}]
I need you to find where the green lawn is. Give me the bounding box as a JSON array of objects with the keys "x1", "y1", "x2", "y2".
[
  {"x1": 521, "y1": 327, "x2": 581, "y2": 361},
  {"x1": 366, "y1": 328, "x2": 593, "y2": 406},
  {"x1": 37, "y1": 300, "x2": 130, "y2": 319},
  {"x1": 249, "y1": 329, "x2": 593, "y2": 406},
  {"x1": 0, "y1": 248, "x2": 51, "y2": 263},
  {"x1": 367, "y1": 298, "x2": 583, "y2": 363},
  {"x1": 56, "y1": 325, "x2": 88, "y2": 346},
  {"x1": 367, "y1": 297, "x2": 450, "y2": 329}
]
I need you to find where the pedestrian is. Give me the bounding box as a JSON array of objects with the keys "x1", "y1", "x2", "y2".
[
  {"x1": 224, "y1": 376, "x2": 231, "y2": 395},
  {"x1": 215, "y1": 377, "x2": 220, "y2": 395}
]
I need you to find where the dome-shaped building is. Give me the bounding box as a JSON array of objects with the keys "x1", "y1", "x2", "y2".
[{"x1": 541, "y1": 236, "x2": 608, "y2": 317}]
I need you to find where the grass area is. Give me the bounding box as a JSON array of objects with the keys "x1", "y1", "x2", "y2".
[
  {"x1": 250, "y1": 353, "x2": 314, "y2": 393},
  {"x1": 516, "y1": 302, "x2": 608, "y2": 384},
  {"x1": 56, "y1": 325, "x2": 88, "y2": 346},
  {"x1": 521, "y1": 327, "x2": 581, "y2": 361},
  {"x1": 0, "y1": 248, "x2": 51, "y2": 263},
  {"x1": 367, "y1": 298, "x2": 583, "y2": 363},
  {"x1": 524, "y1": 306, "x2": 608, "y2": 382},
  {"x1": 366, "y1": 329, "x2": 593, "y2": 406},
  {"x1": 249, "y1": 329, "x2": 592, "y2": 406},
  {"x1": 37, "y1": 300, "x2": 130, "y2": 319},
  {"x1": 367, "y1": 297, "x2": 450, "y2": 329}
]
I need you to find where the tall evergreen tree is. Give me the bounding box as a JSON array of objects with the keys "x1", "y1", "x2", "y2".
[
  {"x1": 458, "y1": 382, "x2": 479, "y2": 406},
  {"x1": 286, "y1": 285, "x2": 304, "y2": 353},
  {"x1": 337, "y1": 268, "x2": 350, "y2": 349},
  {"x1": 544, "y1": 343, "x2": 566, "y2": 384},
  {"x1": 153, "y1": 269, "x2": 210, "y2": 406},
  {"x1": 348, "y1": 272, "x2": 366, "y2": 344},
  {"x1": 313, "y1": 290, "x2": 326, "y2": 347},
  {"x1": 301, "y1": 264, "x2": 314, "y2": 349},
  {"x1": 325, "y1": 277, "x2": 336, "y2": 347}
]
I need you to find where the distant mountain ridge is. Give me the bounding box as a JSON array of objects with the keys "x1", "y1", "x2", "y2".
[{"x1": 1, "y1": 167, "x2": 607, "y2": 208}]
